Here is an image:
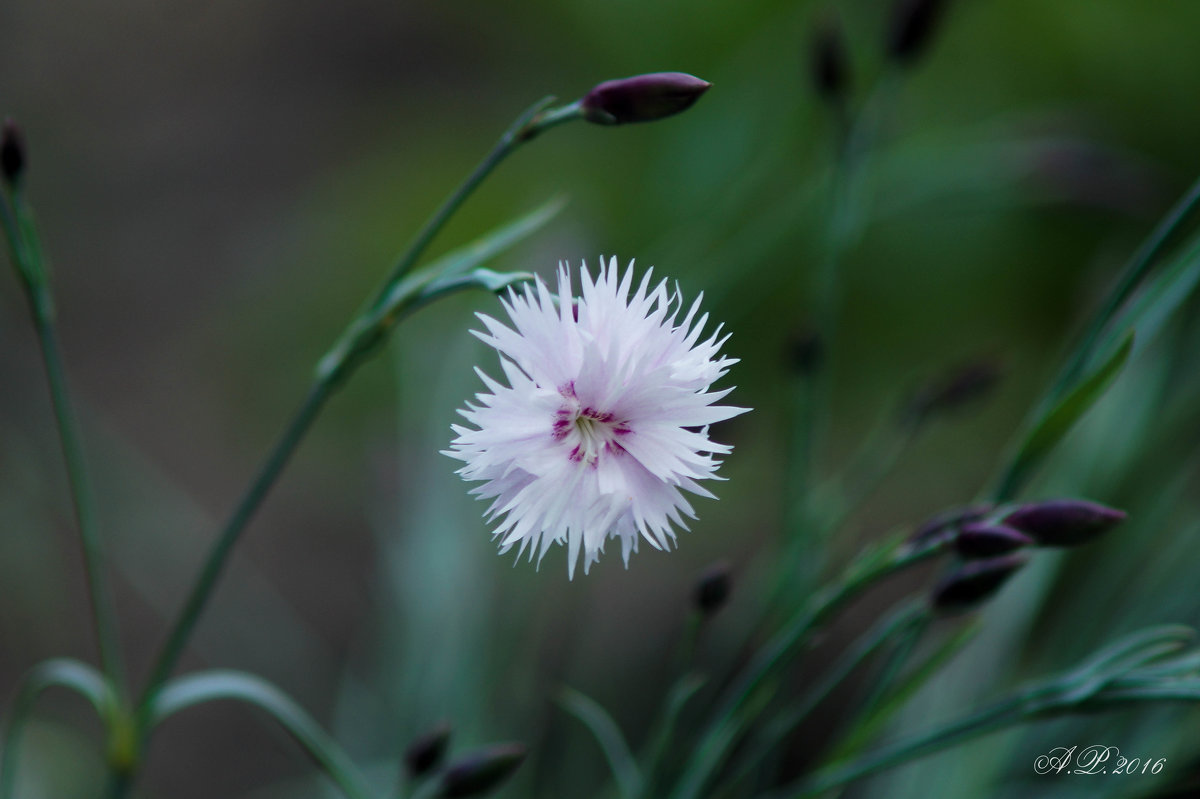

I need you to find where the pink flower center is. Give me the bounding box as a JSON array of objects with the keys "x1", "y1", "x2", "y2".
[{"x1": 553, "y1": 384, "x2": 629, "y2": 466}]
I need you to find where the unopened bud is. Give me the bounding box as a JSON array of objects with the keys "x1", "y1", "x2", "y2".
[
  {"x1": 955, "y1": 523, "x2": 1034, "y2": 558},
  {"x1": 438, "y1": 743, "x2": 527, "y2": 798},
  {"x1": 1002, "y1": 499, "x2": 1126, "y2": 548},
  {"x1": 904, "y1": 359, "x2": 1002, "y2": 424},
  {"x1": 2, "y1": 119, "x2": 24, "y2": 187},
  {"x1": 909, "y1": 503, "x2": 992, "y2": 546},
  {"x1": 788, "y1": 329, "x2": 824, "y2": 376},
  {"x1": 932, "y1": 553, "x2": 1028, "y2": 611},
  {"x1": 811, "y1": 17, "x2": 850, "y2": 103},
  {"x1": 404, "y1": 721, "x2": 451, "y2": 779},
  {"x1": 581, "y1": 72, "x2": 711, "y2": 126},
  {"x1": 694, "y1": 561, "x2": 733, "y2": 616},
  {"x1": 886, "y1": 0, "x2": 950, "y2": 65}
]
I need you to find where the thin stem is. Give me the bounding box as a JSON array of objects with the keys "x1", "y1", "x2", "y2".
[
  {"x1": 1052, "y1": 172, "x2": 1200, "y2": 399},
  {"x1": 772, "y1": 694, "x2": 1029, "y2": 799},
  {"x1": 138, "y1": 379, "x2": 334, "y2": 710},
  {"x1": 669, "y1": 534, "x2": 947, "y2": 799},
  {"x1": 855, "y1": 605, "x2": 931, "y2": 718},
  {"x1": 368, "y1": 99, "x2": 581, "y2": 310},
  {"x1": 781, "y1": 72, "x2": 901, "y2": 606},
  {"x1": 992, "y1": 171, "x2": 1200, "y2": 501},
  {"x1": 0, "y1": 192, "x2": 126, "y2": 700},
  {"x1": 717, "y1": 602, "x2": 928, "y2": 793},
  {"x1": 34, "y1": 316, "x2": 127, "y2": 696}
]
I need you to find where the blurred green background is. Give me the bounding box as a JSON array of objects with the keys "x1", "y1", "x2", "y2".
[{"x1": 3, "y1": 0, "x2": 1200, "y2": 796}]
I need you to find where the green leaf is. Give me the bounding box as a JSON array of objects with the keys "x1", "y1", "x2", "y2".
[
  {"x1": 148, "y1": 670, "x2": 375, "y2": 799},
  {"x1": 317, "y1": 195, "x2": 565, "y2": 382},
  {"x1": 378, "y1": 194, "x2": 567, "y2": 315},
  {"x1": 418, "y1": 268, "x2": 535, "y2": 306},
  {"x1": 833, "y1": 618, "x2": 982, "y2": 761},
  {"x1": 1099, "y1": 235, "x2": 1200, "y2": 361},
  {"x1": 1, "y1": 658, "x2": 118, "y2": 799},
  {"x1": 1002, "y1": 331, "x2": 1134, "y2": 495},
  {"x1": 642, "y1": 673, "x2": 706, "y2": 796},
  {"x1": 557, "y1": 686, "x2": 643, "y2": 799}
]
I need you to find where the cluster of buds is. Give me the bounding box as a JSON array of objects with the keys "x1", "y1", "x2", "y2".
[
  {"x1": 402, "y1": 721, "x2": 527, "y2": 797},
  {"x1": 921, "y1": 498, "x2": 1126, "y2": 611}
]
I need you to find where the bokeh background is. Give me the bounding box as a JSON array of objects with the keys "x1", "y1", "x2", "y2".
[{"x1": 3, "y1": 0, "x2": 1200, "y2": 796}]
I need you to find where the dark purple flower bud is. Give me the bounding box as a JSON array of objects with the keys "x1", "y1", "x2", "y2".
[
  {"x1": 909, "y1": 503, "x2": 992, "y2": 546},
  {"x1": 955, "y1": 523, "x2": 1034, "y2": 558},
  {"x1": 811, "y1": 17, "x2": 850, "y2": 103},
  {"x1": 694, "y1": 561, "x2": 733, "y2": 616},
  {"x1": 404, "y1": 721, "x2": 451, "y2": 778},
  {"x1": 2, "y1": 119, "x2": 24, "y2": 187},
  {"x1": 788, "y1": 328, "x2": 824, "y2": 376},
  {"x1": 439, "y1": 743, "x2": 527, "y2": 798},
  {"x1": 886, "y1": 0, "x2": 950, "y2": 65},
  {"x1": 1002, "y1": 499, "x2": 1127, "y2": 548},
  {"x1": 932, "y1": 553, "x2": 1029, "y2": 611},
  {"x1": 904, "y1": 358, "x2": 1003, "y2": 424},
  {"x1": 581, "y1": 72, "x2": 711, "y2": 126}
]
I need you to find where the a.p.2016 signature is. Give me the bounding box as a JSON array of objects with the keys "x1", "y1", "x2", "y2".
[{"x1": 1035, "y1": 745, "x2": 1165, "y2": 776}]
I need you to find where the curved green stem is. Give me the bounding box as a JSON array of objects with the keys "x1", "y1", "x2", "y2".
[
  {"x1": 147, "y1": 670, "x2": 376, "y2": 799},
  {"x1": 0, "y1": 192, "x2": 126, "y2": 700},
  {"x1": 1, "y1": 658, "x2": 117, "y2": 799}
]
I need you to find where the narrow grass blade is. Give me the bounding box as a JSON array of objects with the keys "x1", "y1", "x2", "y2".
[
  {"x1": 557, "y1": 686, "x2": 643, "y2": 799},
  {"x1": 148, "y1": 670, "x2": 375, "y2": 799}
]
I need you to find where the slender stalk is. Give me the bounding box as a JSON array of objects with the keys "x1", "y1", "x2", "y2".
[
  {"x1": 992, "y1": 171, "x2": 1200, "y2": 501},
  {"x1": 1051, "y1": 172, "x2": 1200, "y2": 399},
  {"x1": 34, "y1": 316, "x2": 127, "y2": 693},
  {"x1": 717, "y1": 601, "x2": 928, "y2": 794},
  {"x1": 780, "y1": 72, "x2": 902, "y2": 609},
  {"x1": 368, "y1": 99, "x2": 581, "y2": 309},
  {"x1": 0, "y1": 193, "x2": 126, "y2": 699},
  {"x1": 138, "y1": 378, "x2": 333, "y2": 709},
  {"x1": 669, "y1": 533, "x2": 947, "y2": 799},
  {"x1": 772, "y1": 694, "x2": 1029, "y2": 799}
]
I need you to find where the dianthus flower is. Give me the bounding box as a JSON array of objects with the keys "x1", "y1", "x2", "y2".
[{"x1": 445, "y1": 258, "x2": 748, "y2": 577}]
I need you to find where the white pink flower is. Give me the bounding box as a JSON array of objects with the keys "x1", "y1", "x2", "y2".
[{"x1": 444, "y1": 258, "x2": 748, "y2": 577}]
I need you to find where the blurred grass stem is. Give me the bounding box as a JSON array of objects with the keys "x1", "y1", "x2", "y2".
[
  {"x1": 670, "y1": 531, "x2": 947, "y2": 799},
  {"x1": 779, "y1": 73, "x2": 902, "y2": 608},
  {"x1": 0, "y1": 191, "x2": 127, "y2": 701},
  {"x1": 993, "y1": 172, "x2": 1200, "y2": 501},
  {"x1": 716, "y1": 601, "x2": 928, "y2": 793}
]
